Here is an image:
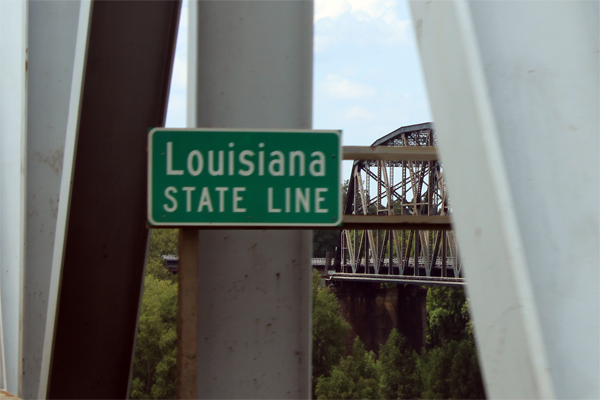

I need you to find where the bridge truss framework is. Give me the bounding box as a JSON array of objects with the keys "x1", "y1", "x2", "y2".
[{"x1": 332, "y1": 123, "x2": 464, "y2": 286}]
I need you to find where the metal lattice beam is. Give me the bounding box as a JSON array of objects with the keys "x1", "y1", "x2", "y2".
[{"x1": 336, "y1": 123, "x2": 462, "y2": 285}]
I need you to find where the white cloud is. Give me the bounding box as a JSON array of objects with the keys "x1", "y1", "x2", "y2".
[
  {"x1": 324, "y1": 74, "x2": 376, "y2": 99},
  {"x1": 348, "y1": 0, "x2": 398, "y2": 19},
  {"x1": 345, "y1": 106, "x2": 377, "y2": 120},
  {"x1": 314, "y1": 0, "x2": 413, "y2": 53},
  {"x1": 314, "y1": 0, "x2": 351, "y2": 21},
  {"x1": 315, "y1": 0, "x2": 399, "y2": 22}
]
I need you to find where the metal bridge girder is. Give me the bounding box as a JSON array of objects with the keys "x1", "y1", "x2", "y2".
[{"x1": 337, "y1": 123, "x2": 463, "y2": 286}]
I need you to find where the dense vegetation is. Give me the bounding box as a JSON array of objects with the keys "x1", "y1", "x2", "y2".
[
  {"x1": 130, "y1": 230, "x2": 179, "y2": 399},
  {"x1": 312, "y1": 270, "x2": 352, "y2": 396},
  {"x1": 131, "y1": 228, "x2": 485, "y2": 399},
  {"x1": 311, "y1": 278, "x2": 486, "y2": 399}
]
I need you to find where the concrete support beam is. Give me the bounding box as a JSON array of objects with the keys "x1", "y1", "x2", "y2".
[
  {"x1": 188, "y1": 1, "x2": 313, "y2": 397},
  {"x1": 39, "y1": 1, "x2": 180, "y2": 398},
  {"x1": 410, "y1": 1, "x2": 598, "y2": 398},
  {"x1": 0, "y1": 0, "x2": 28, "y2": 394},
  {"x1": 25, "y1": 2, "x2": 82, "y2": 397}
]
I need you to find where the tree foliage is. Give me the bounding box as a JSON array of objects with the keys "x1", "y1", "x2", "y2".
[
  {"x1": 130, "y1": 274, "x2": 178, "y2": 399},
  {"x1": 128, "y1": 230, "x2": 487, "y2": 400},
  {"x1": 419, "y1": 339, "x2": 485, "y2": 400},
  {"x1": 314, "y1": 286, "x2": 487, "y2": 400},
  {"x1": 448, "y1": 339, "x2": 485, "y2": 399},
  {"x1": 426, "y1": 286, "x2": 469, "y2": 348},
  {"x1": 130, "y1": 229, "x2": 179, "y2": 399},
  {"x1": 145, "y1": 229, "x2": 178, "y2": 282},
  {"x1": 378, "y1": 329, "x2": 421, "y2": 400},
  {"x1": 316, "y1": 330, "x2": 427, "y2": 400},
  {"x1": 313, "y1": 229, "x2": 340, "y2": 257},
  {"x1": 312, "y1": 270, "x2": 351, "y2": 392},
  {"x1": 420, "y1": 287, "x2": 486, "y2": 400},
  {"x1": 147, "y1": 229, "x2": 178, "y2": 262},
  {"x1": 315, "y1": 337, "x2": 380, "y2": 400}
]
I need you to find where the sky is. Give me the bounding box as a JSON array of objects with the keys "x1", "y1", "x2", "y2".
[{"x1": 165, "y1": 0, "x2": 432, "y2": 179}]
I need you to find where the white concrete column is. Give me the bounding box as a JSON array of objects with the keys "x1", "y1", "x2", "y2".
[
  {"x1": 26, "y1": 2, "x2": 83, "y2": 398},
  {"x1": 410, "y1": 1, "x2": 598, "y2": 398},
  {"x1": 188, "y1": 1, "x2": 313, "y2": 398},
  {"x1": 0, "y1": 0, "x2": 28, "y2": 394}
]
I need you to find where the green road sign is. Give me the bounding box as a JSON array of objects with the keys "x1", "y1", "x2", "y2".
[{"x1": 148, "y1": 128, "x2": 342, "y2": 227}]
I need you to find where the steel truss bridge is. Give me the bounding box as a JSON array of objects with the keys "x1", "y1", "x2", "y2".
[
  {"x1": 327, "y1": 123, "x2": 464, "y2": 287},
  {"x1": 163, "y1": 124, "x2": 464, "y2": 286}
]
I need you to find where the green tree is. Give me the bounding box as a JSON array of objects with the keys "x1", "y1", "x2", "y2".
[
  {"x1": 313, "y1": 229, "x2": 340, "y2": 257},
  {"x1": 312, "y1": 270, "x2": 351, "y2": 392},
  {"x1": 426, "y1": 286, "x2": 469, "y2": 348},
  {"x1": 130, "y1": 229, "x2": 179, "y2": 399},
  {"x1": 447, "y1": 340, "x2": 486, "y2": 399},
  {"x1": 315, "y1": 337, "x2": 380, "y2": 400},
  {"x1": 146, "y1": 229, "x2": 179, "y2": 281},
  {"x1": 419, "y1": 339, "x2": 485, "y2": 400},
  {"x1": 130, "y1": 274, "x2": 178, "y2": 399},
  {"x1": 419, "y1": 341, "x2": 455, "y2": 399},
  {"x1": 421, "y1": 286, "x2": 486, "y2": 399},
  {"x1": 378, "y1": 329, "x2": 421, "y2": 399},
  {"x1": 147, "y1": 229, "x2": 178, "y2": 261},
  {"x1": 462, "y1": 298, "x2": 475, "y2": 341}
]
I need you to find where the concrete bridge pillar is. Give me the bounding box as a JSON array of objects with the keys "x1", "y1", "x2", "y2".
[
  {"x1": 395, "y1": 285, "x2": 428, "y2": 352},
  {"x1": 184, "y1": 1, "x2": 313, "y2": 398},
  {"x1": 333, "y1": 283, "x2": 427, "y2": 354}
]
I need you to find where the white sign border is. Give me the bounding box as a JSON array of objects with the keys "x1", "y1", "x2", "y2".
[{"x1": 147, "y1": 127, "x2": 343, "y2": 227}]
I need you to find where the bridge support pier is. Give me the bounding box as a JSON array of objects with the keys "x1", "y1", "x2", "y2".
[
  {"x1": 395, "y1": 285, "x2": 428, "y2": 352},
  {"x1": 334, "y1": 283, "x2": 427, "y2": 354},
  {"x1": 184, "y1": 1, "x2": 313, "y2": 398}
]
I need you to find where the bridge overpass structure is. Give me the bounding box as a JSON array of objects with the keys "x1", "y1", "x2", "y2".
[{"x1": 333, "y1": 123, "x2": 464, "y2": 287}]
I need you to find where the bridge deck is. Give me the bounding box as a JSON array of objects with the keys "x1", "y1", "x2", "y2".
[{"x1": 326, "y1": 272, "x2": 464, "y2": 287}]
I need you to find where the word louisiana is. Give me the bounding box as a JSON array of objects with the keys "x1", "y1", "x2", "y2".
[{"x1": 165, "y1": 142, "x2": 328, "y2": 177}]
